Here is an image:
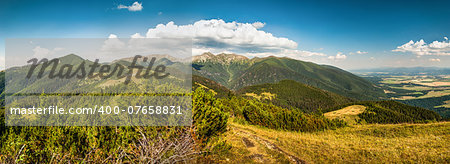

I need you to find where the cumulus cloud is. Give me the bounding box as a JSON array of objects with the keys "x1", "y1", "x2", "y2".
[
  {"x1": 251, "y1": 22, "x2": 265, "y2": 29},
  {"x1": 393, "y1": 37, "x2": 450, "y2": 56},
  {"x1": 356, "y1": 50, "x2": 368, "y2": 54},
  {"x1": 242, "y1": 49, "x2": 326, "y2": 59},
  {"x1": 117, "y1": 2, "x2": 143, "y2": 11},
  {"x1": 122, "y1": 19, "x2": 330, "y2": 59},
  {"x1": 141, "y1": 19, "x2": 297, "y2": 50},
  {"x1": 105, "y1": 19, "x2": 329, "y2": 61},
  {"x1": 32, "y1": 46, "x2": 64, "y2": 58},
  {"x1": 349, "y1": 50, "x2": 368, "y2": 55},
  {"x1": 101, "y1": 34, "x2": 125, "y2": 51},
  {"x1": 328, "y1": 52, "x2": 347, "y2": 61},
  {"x1": 130, "y1": 33, "x2": 145, "y2": 38},
  {"x1": 429, "y1": 58, "x2": 441, "y2": 62},
  {"x1": 99, "y1": 36, "x2": 192, "y2": 61},
  {"x1": 287, "y1": 50, "x2": 327, "y2": 57}
]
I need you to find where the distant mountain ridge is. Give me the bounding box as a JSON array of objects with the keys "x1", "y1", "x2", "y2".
[
  {"x1": 2, "y1": 53, "x2": 386, "y2": 100},
  {"x1": 193, "y1": 52, "x2": 249, "y2": 64},
  {"x1": 193, "y1": 52, "x2": 386, "y2": 100},
  {"x1": 2, "y1": 54, "x2": 192, "y2": 95}
]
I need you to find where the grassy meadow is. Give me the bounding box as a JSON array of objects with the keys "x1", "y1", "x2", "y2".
[
  {"x1": 324, "y1": 105, "x2": 366, "y2": 125},
  {"x1": 223, "y1": 121, "x2": 450, "y2": 163}
]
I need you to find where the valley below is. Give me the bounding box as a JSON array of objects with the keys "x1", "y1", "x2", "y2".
[{"x1": 354, "y1": 68, "x2": 450, "y2": 119}]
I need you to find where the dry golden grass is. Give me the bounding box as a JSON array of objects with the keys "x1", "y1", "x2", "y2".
[
  {"x1": 419, "y1": 90, "x2": 450, "y2": 98},
  {"x1": 391, "y1": 85, "x2": 432, "y2": 91},
  {"x1": 98, "y1": 79, "x2": 125, "y2": 87},
  {"x1": 391, "y1": 96, "x2": 417, "y2": 100},
  {"x1": 324, "y1": 105, "x2": 366, "y2": 125},
  {"x1": 194, "y1": 82, "x2": 218, "y2": 95},
  {"x1": 244, "y1": 92, "x2": 276, "y2": 100},
  {"x1": 228, "y1": 122, "x2": 450, "y2": 163},
  {"x1": 436, "y1": 100, "x2": 450, "y2": 108},
  {"x1": 417, "y1": 82, "x2": 450, "y2": 87},
  {"x1": 217, "y1": 125, "x2": 290, "y2": 163}
]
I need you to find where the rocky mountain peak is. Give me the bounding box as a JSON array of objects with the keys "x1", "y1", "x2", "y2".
[{"x1": 193, "y1": 52, "x2": 249, "y2": 64}]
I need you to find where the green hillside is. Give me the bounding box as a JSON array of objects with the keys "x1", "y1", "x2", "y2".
[
  {"x1": 237, "y1": 80, "x2": 353, "y2": 113},
  {"x1": 192, "y1": 75, "x2": 232, "y2": 98},
  {"x1": 327, "y1": 101, "x2": 442, "y2": 124},
  {"x1": 193, "y1": 53, "x2": 386, "y2": 100},
  {"x1": 3, "y1": 54, "x2": 192, "y2": 95}
]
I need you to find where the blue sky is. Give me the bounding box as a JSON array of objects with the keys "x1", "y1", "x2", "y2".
[{"x1": 1, "y1": 0, "x2": 449, "y2": 70}]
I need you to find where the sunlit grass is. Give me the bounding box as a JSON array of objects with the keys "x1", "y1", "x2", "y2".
[
  {"x1": 229, "y1": 122, "x2": 450, "y2": 163},
  {"x1": 324, "y1": 105, "x2": 366, "y2": 125}
]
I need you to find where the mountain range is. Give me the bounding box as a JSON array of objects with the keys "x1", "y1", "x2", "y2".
[
  {"x1": 193, "y1": 52, "x2": 386, "y2": 100},
  {"x1": 1, "y1": 52, "x2": 387, "y2": 100},
  {"x1": 0, "y1": 53, "x2": 442, "y2": 122}
]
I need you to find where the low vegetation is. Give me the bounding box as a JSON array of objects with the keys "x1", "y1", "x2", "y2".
[
  {"x1": 0, "y1": 88, "x2": 231, "y2": 163},
  {"x1": 238, "y1": 80, "x2": 353, "y2": 113},
  {"x1": 227, "y1": 122, "x2": 450, "y2": 163},
  {"x1": 327, "y1": 101, "x2": 441, "y2": 124},
  {"x1": 217, "y1": 96, "x2": 346, "y2": 132}
]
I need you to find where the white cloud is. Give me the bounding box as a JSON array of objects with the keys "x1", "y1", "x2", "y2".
[
  {"x1": 33, "y1": 46, "x2": 51, "y2": 57},
  {"x1": 131, "y1": 33, "x2": 145, "y2": 38},
  {"x1": 158, "y1": 11, "x2": 163, "y2": 15},
  {"x1": 242, "y1": 49, "x2": 327, "y2": 60},
  {"x1": 32, "y1": 46, "x2": 64, "y2": 58},
  {"x1": 251, "y1": 22, "x2": 265, "y2": 29},
  {"x1": 101, "y1": 34, "x2": 125, "y2": 51},
  {"x1": 109, "y1": 19, "x2": 327, "y2": 60},
  {"x1": 117, "y1": 2, "x2": 143, "y2": 11},
  {"x1": 429, "y1": 58, "x2": 441, "y2": 62},
  {"x1": 0, "y1": 55, "x2": 4, "y2": 70},
  {"x1": 356, "y1": 50, "x2": 368, "y2": 54},
  {"x1": 99, "y1": 37, "x2": 192, "y2": 62},
  {"x1": 108, "y1": 34, "x2": 118, "y2": 38},
  {"x1": 393, "y1": 38, "x2": 450, "y2": 56},
  {"x1": 143, "y1": 19, "x2": 297, "y2": 50},
  {"x1": 288, "y1": 50, "x2": 327, "y2": 57},
  {"x1": 328, "y1": 52, "x2": 347, "y2": 61},
  {"x1": 349, "y1": 50, "x2": 368, "y2": 55}
]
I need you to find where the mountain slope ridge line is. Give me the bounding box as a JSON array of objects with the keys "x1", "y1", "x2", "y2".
[{"x1": 192, "y1": 52, "x2": 386, "y2": 100}]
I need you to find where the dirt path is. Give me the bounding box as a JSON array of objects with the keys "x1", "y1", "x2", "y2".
[{"x1": 231, "y1": 126, "x2": 307, "y2": 164}]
